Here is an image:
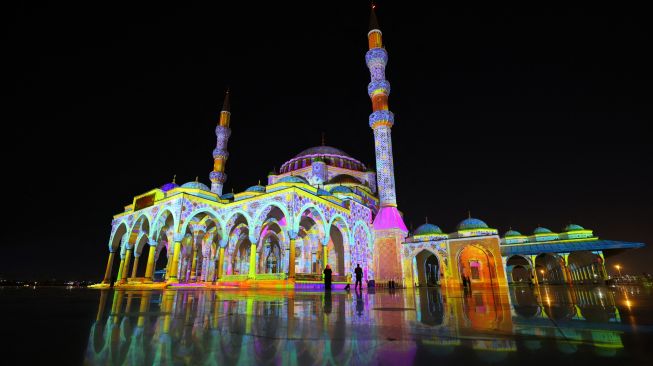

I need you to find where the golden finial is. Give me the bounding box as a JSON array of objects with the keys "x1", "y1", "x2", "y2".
[
  {"x1": 258, "y1": 179, "x2": 261, "y2": 186},
  {"x1": 195, "y1": 176, "x2": 199, "y2": 183},
  {"x1": 172, "y1": 174, "x2": 176, "y2": 184},
  {"x1": 425, "y1": 216, "x2": 428, "y2": 224},
  {"x1": 468, "y1": 210, "x2": 471, "y2": 219}
]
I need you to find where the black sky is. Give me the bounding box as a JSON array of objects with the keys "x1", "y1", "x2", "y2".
[{"x1": 4, "y1": 2, "x2": 651, "y2": 280}]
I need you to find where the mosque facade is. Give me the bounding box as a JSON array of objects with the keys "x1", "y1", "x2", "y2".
[{"x1": 95, "y1": 9, "x2": 644, "y2": 290}]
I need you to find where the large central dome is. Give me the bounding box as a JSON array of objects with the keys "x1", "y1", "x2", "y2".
[
  {"x1": 280, "y1": 145, "x2": 366, "y2": 174},
  {"x1": 294, "y1": 146, "x2": 351, "y2": 159}
]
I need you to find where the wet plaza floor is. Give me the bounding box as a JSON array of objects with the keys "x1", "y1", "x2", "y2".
[{"x1": 1, "y1": 285, "x2": 653, "y2": 365}]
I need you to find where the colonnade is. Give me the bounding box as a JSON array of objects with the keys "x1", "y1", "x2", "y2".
[
  {"x1": 504, "y1": 251, "x2": 608, "y2": 286},
  {"x1": 101, "y1": 229, "x2": 339, "y2": 285}
]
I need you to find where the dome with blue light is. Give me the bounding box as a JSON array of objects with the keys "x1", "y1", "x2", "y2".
[
  {"x1": 504, "y1": 230, "x2": 522, "y2": 237},
  {"x1": 533, "y1": 227, "x2": 553, "y2": 235},
  {"x1": 181, "y1": 181, "x2": 210, "y2": 191},
  {"x1": 330, "y1": 185, "x2": 354, "y2": 194},
  {"x1": 457, "y1": 217, "x2": 489, "y2": 231},
  {"x1": 564, "y1": 224, "x2": 585, "y2": 232},
  {"x1": 317, "y1": 188, "x2": 331, "y2": 196},
  {"x1": 245, "y1": 184, "x2": 266, "y2": 193},
  {"x1": 161, "y1": 182, "x2": 179, "y2": 192},
  {"x1": 220, "y1": 192, "x2": 234, "y2": 200},
  {"x1": 277, "y1": 176, "x2": 308, "y2": 184},
  {"x1": 414, "y1": 223, "x2": 443, "y2": 236}
]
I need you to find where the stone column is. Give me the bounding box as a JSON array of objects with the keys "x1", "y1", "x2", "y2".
[
  {"x1": 144, "y1": 240, "x2": 157, "y2": 281},
  {"x1": 102, "y1": 251, "x2": 116, "y2": 284},
  {"x1": 190, "y1": 249, "x2": 199, "y2": 282},
  {"x1": 168, "y1": 236, "x2": 183, "y2": 282},
  {"x1": 121, "y1": 249, "x2": 132, "y2": 283},
  {"x1": 217, "y1": 247, "x2": 225, "y2": 280},
  {"x1": 116, "y1": 256, "x2": 126, "y2": 285},
  {"x1": 248, "y1": 243, "x2": 257, "y2": 279},
  {"x1": 131, "y1": 254, "x2": 140, "y2": 279},
  {"x1": 288, "y1": 231, "x2": 298, "y2": 279}
]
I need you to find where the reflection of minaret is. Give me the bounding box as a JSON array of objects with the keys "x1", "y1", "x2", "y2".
[
  {"x1": 366, "y1": 5, "x2": 408, "y2": 284},
  {"x1": 210, "y1": 90, "x2": 232, "y2": 195}
]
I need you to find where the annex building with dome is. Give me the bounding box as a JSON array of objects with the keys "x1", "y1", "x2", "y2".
[{"x1": 94, "y1": 9, "x2": 644, "y2": 290}]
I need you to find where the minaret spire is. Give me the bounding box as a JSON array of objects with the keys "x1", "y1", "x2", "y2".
[
  {"x1": 366, "y1": 4, "x2": 407, "y2": 232},
  {"x1": 210, "y1": 89, "x2": 232, "y2": 195}
]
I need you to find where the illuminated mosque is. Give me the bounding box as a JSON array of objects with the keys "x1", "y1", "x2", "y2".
[{"x1": 95, "y1": 8, "x2": 644, "y2": 290}]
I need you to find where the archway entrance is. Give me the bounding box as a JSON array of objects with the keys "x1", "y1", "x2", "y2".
[
  {"x1": 457, "y1": 245, "x2": 498, "y2": 287},
  {"x1": 413, "y1": 250, "x2": 439, "y2": 287},
  {"x1": 261, "y1": 236, "x2": 282, "y2": 274},
  {"x1": 506, "y1": 255, "x2": 532, "y2": 284},
  {"x1": 325, "y1": 224, "x2": 346, "y2": 276},
  {"x1": 233, "y1": 238, "x2": 252, "y2": 275},
  {"x1": 535, "y1": 253, "x2": 568, "y2": 284}
]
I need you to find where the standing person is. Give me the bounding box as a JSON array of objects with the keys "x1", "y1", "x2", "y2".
[
  {"x1": 323, "y1": 264, "x2": 332, "y2": 290},
  {"x1": 354, "y1": 264, "x2": 363, "y2": 291}
]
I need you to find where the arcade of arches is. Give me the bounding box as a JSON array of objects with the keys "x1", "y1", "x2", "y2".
[{"x1": 505, "y1": 251, "x2": 608, "y2": 285}]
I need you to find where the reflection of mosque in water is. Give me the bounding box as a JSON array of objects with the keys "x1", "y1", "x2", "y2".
[{"x1": 85, "y1": 287, "x2": 627, "y2": 364}]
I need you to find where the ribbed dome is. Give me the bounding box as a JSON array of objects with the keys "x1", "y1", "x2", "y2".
[
  {"x1": 245, "y1": 185, "x2": 265, "y2": 193},
  {"x1": 533, "y1": 227, "x2": 553, "y2": 234},
  {"x1": 504, "y1": 230, "x2": 522, "y2": 237},
  {"x1": 277, "y1": 176, "x2": 308, "y2": 184},
  {"x1": 161, "y1": 182, "x2": 179, "y2": 192},
  {"x1": 327, "y1": 174, "x2": 362, "y2": 184},
  {"x1": 280, "y1": 145, "x2": 366, "y2": 174},
  {"x1": 564, "y1": 224, "x2": 585, "y2": 232},
  {"x1": 457, "y1": 218, "x2": 489, "y2": 231},
  {"x1": 330, "y1": 185, "x2": 353, "y2": 194},
  {"x1": 295, "y1": 146, "x2": 351, "y2": 158},
  {"x1": 181, "y1": 181, "x2": 210, "y2": 191},
  {"x1": 414, "y1": 223, "x2": 443, "y2": 236}
]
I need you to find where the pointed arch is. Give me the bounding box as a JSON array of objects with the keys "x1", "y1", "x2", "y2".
[
  {"x1": 108, "y1": 221, "x2": 129, "y2": 252},
  {"x1": 294, "y1": 203, "x2": 328, "y2": 234},
  {"x1": 127, "y1": 214, "x2": 151, "y2": 249},
  {"x1": 152, "y1": 208, "x2": 178, "y2": 241}
]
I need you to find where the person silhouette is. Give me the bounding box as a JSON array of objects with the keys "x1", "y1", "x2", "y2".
[
  {"x1": 323, "y1": 264, "x2": 332, "y2": 291},
  {"x1": 354, "y1": 264, "x2": 363, "y2": 291}
]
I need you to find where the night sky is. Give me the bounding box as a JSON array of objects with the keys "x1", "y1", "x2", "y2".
[{"x1": 5, "y1": 3, "x2": 651, "y2": 280}]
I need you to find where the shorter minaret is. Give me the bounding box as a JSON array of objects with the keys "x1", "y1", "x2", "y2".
[{"x1": 210, "y1": 90, "x2": 232, "y2": 195}]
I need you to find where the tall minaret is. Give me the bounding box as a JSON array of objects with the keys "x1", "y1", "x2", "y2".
[
  {"x1": 210, "y1": 90, "x2": 231, "y2": 195},
  {"x1": 366, "y1": 5, "x2": 408, "y2": 285}
]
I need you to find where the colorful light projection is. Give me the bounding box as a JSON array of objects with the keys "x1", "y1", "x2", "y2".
[{"x1": 85, "y1": 286, "x2": 629, "y2": 365}]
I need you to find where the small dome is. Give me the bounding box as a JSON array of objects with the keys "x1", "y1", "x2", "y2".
[
  {"x1": 504, "y1": 230, "x2": 522, "y2": 237},
  {"x1": 414, "y1": 223, "x2": 443, "y2": 236},
  {"x1": 180, "y1": 181, "x2": 210, "y2": 191},
  {"x1": 161, "y1": 182, "x2": 179, "y2": 192},
  {"x1": 327, "y1": 174, "x2": 362, "y2": 185},
  {"x1": 277, "y1": 176, "x2": 308, "y2": 184},
  {"x1": 220, "y1": 192, "x2": 234, "y2": 200},
  {"x1": 564, "y1": 224, "x2": 585, "y2": 232},
  {"x1": 317, "y1": 188, "x2": 331, "y2": 196},
  {"x1": 457, "y1": 217, "x2": 489, "y2": 231},
  {"x1": 330, "y1": 185, "x2": 354, "y2": 194},
  {"x1": 245, "y1": 185, "x2": 266, "y2": 193},
  {"x1": 533, "y1": 227, "x2": 553, "y2": 234}
]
